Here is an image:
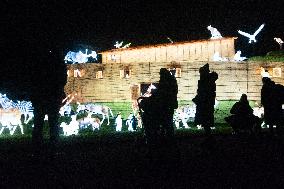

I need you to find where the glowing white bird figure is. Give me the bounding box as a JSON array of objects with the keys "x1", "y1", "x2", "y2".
[
  {"x1": 274, "y1": 37, "x2": 283, "y2": 49},
  {"x1": 238, "y1": 24, "x2": 265, "y2": 43},
  {"x1": 234, "y1": 51, "x2": 247, "y2": 61},
  {"x1": 114, "y1": 41, "x2": 123, "y2": 48},
  {"x1": 207, "y1": 25, "x2": 222, "y2": 39},
  {"x1": 122, "y1": 43, "x2": 131, "y2": 48}
]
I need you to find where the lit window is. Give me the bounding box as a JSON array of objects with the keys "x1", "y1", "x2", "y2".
[
  {"x1": 120, "y1": 69, "x2": 131, "y2": 79},
  {"x1": 96, "y1": 71, "x2": 103, "y2": 79},
  {"x1": 108, "y1": 54, "x2": 117, "y2": 61},
  {"x1": 175, "y1": 68, "x2": 181, "y2": 78},
  {"x1": 74, "y1": 69, "x2": 82, "y2": 77},
  {"x1": 67, "y1": 70, "x2": 71, "y2": 77},
  {"x1": 273, "y1": 67, "x2": 281, "y2": 77}
]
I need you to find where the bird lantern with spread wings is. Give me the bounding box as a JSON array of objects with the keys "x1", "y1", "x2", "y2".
[{"x1": 238, "y1": 24, "x2": 265, "y2": 43}]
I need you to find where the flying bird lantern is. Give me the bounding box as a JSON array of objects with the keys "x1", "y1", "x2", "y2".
[
  {"x1": 238, "y1": 24, "x2": 265, "y2": 43},
  {"x1": 274, "y1": 37, "x2": 283, "y2": 49}
]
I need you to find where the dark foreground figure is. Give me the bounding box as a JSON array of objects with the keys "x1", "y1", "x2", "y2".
[
  {"x1": 225, "y1": 94, "x2": 261, "y2": 134},
  {"x1": 261, "y1": 77, "x2": 284, "y2": 136},
  {"x1": 30, "y1": 49, "x2": 67, "y2": 146},
  {"x1": 138, "y1": 68, "x2": 178, "y2": 147},
  {"x1": 193, "y1": 63, "x2": 218, "y2": 136}
]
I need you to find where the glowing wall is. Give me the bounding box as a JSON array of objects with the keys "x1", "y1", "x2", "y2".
[{"x1": 100, "y1": 37, "x2": 236, "y2": 64}]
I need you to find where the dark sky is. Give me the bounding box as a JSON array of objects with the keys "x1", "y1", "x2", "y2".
[
  {"x1": 1, "y1": 0, "x2": 283, "y2": 99},
  {"x1": 3, "y1": 0, "x2": 284, "y2": 53}
]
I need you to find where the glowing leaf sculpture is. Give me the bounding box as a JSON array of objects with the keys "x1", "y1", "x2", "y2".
[{"x1": 238, "y1": 24, "x2": 265, "y2": 43}]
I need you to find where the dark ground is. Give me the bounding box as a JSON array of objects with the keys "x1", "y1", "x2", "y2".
[{"x1": 1, "y1": 131, "x2": 284, "y2": 188}]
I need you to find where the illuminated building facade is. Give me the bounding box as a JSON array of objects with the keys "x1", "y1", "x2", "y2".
[{"x1": 64, "y1": 37, "x2": 284, "y2": 103}]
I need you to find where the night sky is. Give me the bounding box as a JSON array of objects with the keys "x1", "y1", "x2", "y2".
[
  {"x1": 3, "y1": 0, "x2": 284, "y2": 52},
  {"x1": 1, "y1": 0, "x2": 284, "y2": 98}
]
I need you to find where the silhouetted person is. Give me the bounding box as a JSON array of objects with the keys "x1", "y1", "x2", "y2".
[
  {"x1": 30, "y1": 49, "x2": 67, "y2": 147},
  {"x1": 193, "y1": 63, "x2": 218, "y2": 136},
  {"x1": 155, "y1": 68, "x2": 178, "y2": 139},
  {"x1": 261, "y1": 77, "x2": 283, "y2": 135},
  {"x1": 138, "y1": 68, "x2": 178, "y2": 145},
  {"x1": 225, "y1": 94, "x2": 261, "y2": 134}
]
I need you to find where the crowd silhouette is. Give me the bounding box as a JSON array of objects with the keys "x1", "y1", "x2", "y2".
[{"x1": 138, "y1": 63, "x2": 284, "y2": 149}]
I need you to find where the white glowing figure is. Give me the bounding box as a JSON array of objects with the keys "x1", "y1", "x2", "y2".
[
  {"x1": 122, "y1": 43, "x2": 131, "y2": 49},
  {"x1": 174, "y1": 99, "x2": 219, "y2": 129},
  {"x1": 274, "y1": 37, "x2": 283, "y2": 49},
  {"x1": 126, "y1": 113, "x2": 134, "y2": 131},
  {"x1": 74, "y1": 69, "x2": 82, "y2": 77},
  {"x1": 114, "y1": 41, "x2": 123, "y2": 48},
  {"x1": 114, "y1": 41, "x2": 131, "y2": 49},
  {"x1": 115, "y1": 114, "x2": 122, "y2": 132},
  {"x1": 84, "y1": 103, "x2": 113, "y2": 125},
  {"x1": 234, "y1": 51, "x2": 247, "y2": 61},
  {"x1": 64, "y1": 49, "x2": 97, "y2": 64},
  {"x1": 59, "y1": 104, "x2": 72, "y2": 116},
  {"x1": 207, "y1": 25, "x2": 222, "y2": 39},
  {"x1": 238, "y1": 24, "x2": 265, "y2": 43},
  {"x1": 78, "y1": 111, "x2": 100, "y2": 130},
  {"x1": 0, "y1": 93, "x2": 33, "y2": 129},
  {"x1": 167, "y1": 36, "x2": 174, "y2": 43},
  {"x1": 60, "y1": 115, "x2": 79, "y2": 136},
  {"x1": 0, "y1": 93, "x2": 14, "y2": 110},
  {"x1": 0, "y1": 110, "x2": 24, "y2": 135},
  {"x1": 260, "y1": 67, "x2": 271, "y2": 78},
  {"x1": 213, "y1": 52, "x2": 227, "y2": 61}
]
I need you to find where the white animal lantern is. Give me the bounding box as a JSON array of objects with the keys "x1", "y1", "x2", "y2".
[
  {"x1": 174, "y1": 104, "x2": 196, "y2": 129},
  {"x1": 78, "y1": 111, "x2": 99, "y2": 130},
  {"x1": 115, "y1": 114, "x2": 123, "y2": 132},
  {"x1": 274, "y1": 37, "x2": 283, "y2": 49},
  {"x1": 60, "y1": 115, "x2": 79, "y2": 136},
  {"x1": 234, "y1": 51, "x2": 247, "y2": 62},
  {"x1": 84, "y1": 103, "x2": 113, "y2": 125},
  {"x1": 126, "y1": 113, "x2": 136, "y2": 131},
  {"x1": 213, "y1": 52, "x2": 227, "y2": 61},
  {"x1": 238, "y1": 24, "x2": 265, "y2": 43},
  {"x1": 114, "y1": 41, "x2": 123, "y2": 48},
  {"x1": 64, "y1": 49, "x2": 97, "y2": 64},
  {"x1": 114, "y1": 41, "x2": 131, "y2": 49},
  {"x1": 0, "y1": 109, "x2": 24, "y2": 135},
  {"x1": 207, "y1": 25, "x2": 222, "y2": 39}
]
